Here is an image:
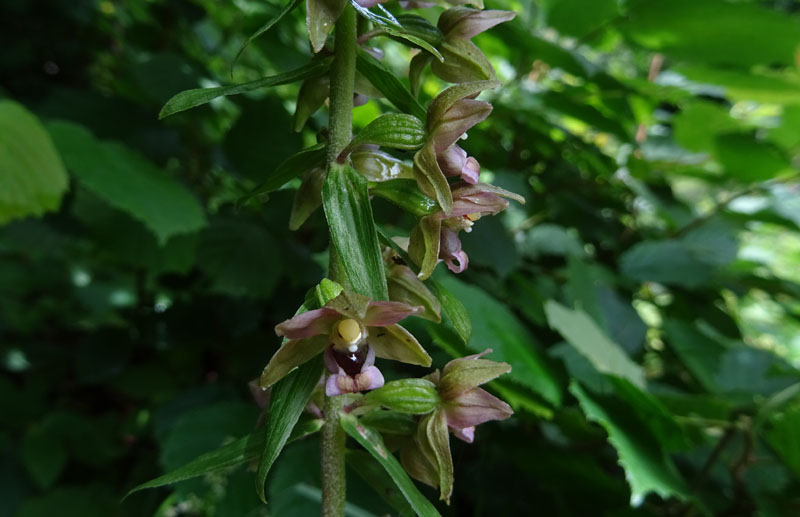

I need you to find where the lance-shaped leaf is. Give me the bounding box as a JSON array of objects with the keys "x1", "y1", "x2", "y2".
[
  {"x1": 370, "y1": 179, "x2": 438, "y2": 217},
  {"x1": 430, "y1": 39, "x2": 495, "y2": 84},
  {"x1": 323, "y1": 164, "x2": 389, "y2": 301},
  {"x1": 125, "y1": 416, "x2": 323, "y2": 497},
  {"x1": 351, "y1": 2, "x2": 444, "y2": 61},
  {"x1": 413, "y1": 144, "x2": 453, "y2": 215},
  {"x1": 307, "y1": 0, "x2": 348, "y2": 53},
  {"x1": 428, "y1": 276, "x2": 471, "y2": 343},
  {"x1": 243, "y1": 144, "x2": 326, "y2": 204},
  {"x1": 256, "y1": 355, "x2": 324, "y2": 502},
  {"x1": 341, "y1": 114, "x2": 426, "y2": 159},
  {"x1": 159, "y1": 59, "x2": 331, "y2": 118},
  {"x1": 233, "y1": 0, "x2": 303, "y2": 71},
  {"x1": 394, "y1": 14, "x2": 443, "y2": 46},
  {"x1": 340, "y1": 413, "x2": 441, "y2": 517},
  {"x1": 356, "y1": 51, "x2": 426, "y2": 120},
  {"x1": 347, "y1": 450, "x2": 416, "y2": 517}
]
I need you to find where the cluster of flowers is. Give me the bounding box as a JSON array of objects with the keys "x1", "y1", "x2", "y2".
[{"x1": 259, "y1": 0, "x2": 520, "y2": 503}]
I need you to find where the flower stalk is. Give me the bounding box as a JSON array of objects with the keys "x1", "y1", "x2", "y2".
[{"x1": 322, "y1": 5, "x2": 357, "y2": 516}]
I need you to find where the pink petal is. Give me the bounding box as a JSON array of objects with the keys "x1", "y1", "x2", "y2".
[
  {"x1": 438, "y1": 145, "x2": 468, "y2": 178},
  {"x1": 451, "y1": 426, "x2": 475, "y2": 443},
  {"x1": 363, "y1": 301, "x2": 423, "y2": 327},
  {"x1": 462, "y1": 157, "x2": 480, "y2": 184},
  {"x1": 444, "y1": 387, "x2": 513, "y2": 429},
  {"x1": 439, "y1": 228, "x2": 469, "y2": 274},
  {"x1": 325, "y1": 366, "x2": 385, "y2": 396},
  {"x1": 275, "y1": 308, "x2": 340, "y2": 339}
]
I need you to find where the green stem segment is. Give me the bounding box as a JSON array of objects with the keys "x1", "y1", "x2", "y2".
[{"x1": 322, "y1": 5, "x2": 358, "y2": 516}]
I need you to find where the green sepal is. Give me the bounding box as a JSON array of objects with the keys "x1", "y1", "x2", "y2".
[
  {"x1": 409, "y1": 214, "x2": 442, "y2": 281},
  {"x1": 418, "y1": 409, "x2": 454, "y2": 503},
  {"x1": 427, "y1": 80, "x2": 500, "y2": 130},
  {"x1": 409, "y1": 52, "x2": 432, "y2": 97},
  {"x1": 430, "y1": 38, "x2": 495, "y2": 83},
  {"x1": 289, "y1": 166, "x2": 326, "y2": 230},
  {"x1": 294, "y1": 75, "x2": 330, "y2": 132},
  {"x1": 439, "y1": 357, "x2": 512, "y2": 399},
  {"x1": 413, "y1": 143, "x2": 453, "y2": 214},
  {"x1": 364, "y1": 378, "x2": 440, "y2": 414}
]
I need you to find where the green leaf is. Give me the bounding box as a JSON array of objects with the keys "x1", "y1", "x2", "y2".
[
  {"x1": 544, "y1": 301, "x2": 645, "y2": 389},
  {"x1": 619, "y1": 0, "x2": 800, "y2": 68},
  {"x1": 21, "y1": 426, "x2": 68, "y2": 490},
  {"x1": 428, "y1": 275, "x2": 471, "y2": 343},
  {"x1": 672, "y1": 101, "x2": 740, "y2": 153},
  {"x1": 714, "y1": 133, "x2": 792, "y2": 183},
  {"x1": 570, "y1": 382, "x2": 689, "y2": 506},
  {"x1": 125, "y1": 416, "x2": 323, "y2": 496},
  {"x1": 159, "y1": 59, "x2": 331, "y2": 118},
  {"x1": 256, "y1": 355, "x2": 324, "y2": 502},
  {"x1": 340, "y1": 413, "x2": 441, "y2": 517},
  {"x1": 242, "y1": 144, "x2": 326, "y2": 203},
  {"x1": 47, "y1": 121, "x2": 206, "y2": 244},
  {"x1": 346, "y1": 450, "x2": 415, "y2": 517},
  {"x1": 437, "y1": 276, "x2": 561, "y2": 405},
  {"x1": 619, "y1": 240, "x2": 713, "y2": 288},
  {"x1": 322, "y1": 164, "x2": 389, "y2": 301},
  {"x1": 233, "y1": 0, "x2": 303, "y2": 71},
  {"x1": 351, "y1": 3, "x2": 443, "y2": 61},
  {"x1": 356, "y1": 51, "x2": 426, "y2": 120},
  {"x1": 196, "y1": 218, "x2": 284, "y2": 298},
  {"x1": 343, "y1": 114, "x2": 426, "y2": 156},
  {"x1": 765, "y1": 405, "x2": 800, "y2": 481},
  {"x1": 0, "y1": 100, "x2": 68, "y2": 224}
]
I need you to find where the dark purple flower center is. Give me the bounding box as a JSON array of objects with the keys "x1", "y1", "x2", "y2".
[{"x1": 331, "y1": 346, "x2": 368, "y2": 376}]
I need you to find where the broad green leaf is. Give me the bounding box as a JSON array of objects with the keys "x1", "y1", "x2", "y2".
[
  {"x1": 351, "y1": 3, "x2": 443, "y2": 61},
  {"x1": 340, "y1": 413, "x2": 441, "y2": 517},
  {"x1": 21, "y1": 426, "x2": 67, "y2": 490},
  {"x1": 437, "y1": 276, "x2": 561, "y2": 405},
  {"x1": 48, "y1": 121, "x2": 206, "y2": 244},
  {"x1": 233, "y1": 0, "x2": 303, "y2": 71},
  {"x1": 347, "y1": 450, "x2": 415, "y2": 517},
  {"x1": 159, "y1": 59, "x2": 331, "y2": 118},
  {"x1": 343, "y1": 114, "x2": 426, "y2": 156},
  {"x1": 356, "y1": 51, "x2": 426, "y2": 120},
  {"x1": 619, "y1": 0, "x2": 800, "y2": 68},
  {"x1": 713, "y1": 133, "x2": 792, "y2": 183},
  {"x1": 545, "y1": 301, "x2": 645, "y2": 389},
  {"x1": 0, "y1": 100, "x2": 68, "y2": 224},
  {"x1": 126, "y1": 416, "x2": 323, "y2": 496},
  {"x1": 765, "y1": 405, "x2": 800, "y2": 481},
  {"x1": 322, "y1": 164, "x2": 388, "y2": 301},
  {"x1": 570, "y1": 382, "x2": 689, "y2": 506},
  {"x1": 678, "y1": 65, "x2": 800, "y2": 105},
  {"x1": 619, "y1": 240, "x2": 713, "y2": 288},
  {"x1": 256, "y1": 355, "x2": 324, "y2": 502},
  {"x1": 672, "y1": 101, "x2": 739, "y2": 153},
  {"x1": 196, "y1": 218, "x2": 284, "y2": 298},
  {"x1": 242, "y1": 144, "x2": 326, "y2": 203}
]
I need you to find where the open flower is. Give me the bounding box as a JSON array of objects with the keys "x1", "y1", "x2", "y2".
[
  {"x1": 259, "y1": 290, "x2": 432, "y2": 395},
  {"x1": 430, "y1": 349, "x2": 513, "y2": 442},
  {"x1": 409, "y1": 182, "x2": 524, "y2": 278},
  {"x1": 400, "y1": 349, "x2": 512, "y2": 502}
]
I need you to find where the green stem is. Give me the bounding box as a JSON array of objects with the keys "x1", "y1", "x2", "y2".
[
  {"x1": 322, "y1": 5, "x2": 357, "y2": 516},
  {"x1": 321, "y1": 394, "x2": 347, "y2": 517}
]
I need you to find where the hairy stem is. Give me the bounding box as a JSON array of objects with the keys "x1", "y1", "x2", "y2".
[
  {"x1": 322, "y1": 5, "x2": 357, "y2": 516},
  {"x1": 321, "y1": 394, "x2": 347, "y2": 517}
]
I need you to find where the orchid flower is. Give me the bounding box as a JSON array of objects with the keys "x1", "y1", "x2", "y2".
[
  {"x1": 409, "y1": 182, "x2": 524, "y2": 278},
  {"x1": 259, "y1": 290, "x2": 432, "y2": 396}
]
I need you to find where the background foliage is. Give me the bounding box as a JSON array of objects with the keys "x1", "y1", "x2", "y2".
[{"x1": 2, "y1": 0, "x2": 800, "y2": 515}]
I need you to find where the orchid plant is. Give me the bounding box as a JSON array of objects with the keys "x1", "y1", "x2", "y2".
[{"x1": 134, "y1": 0, "x2": 521, "y2": 514}]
